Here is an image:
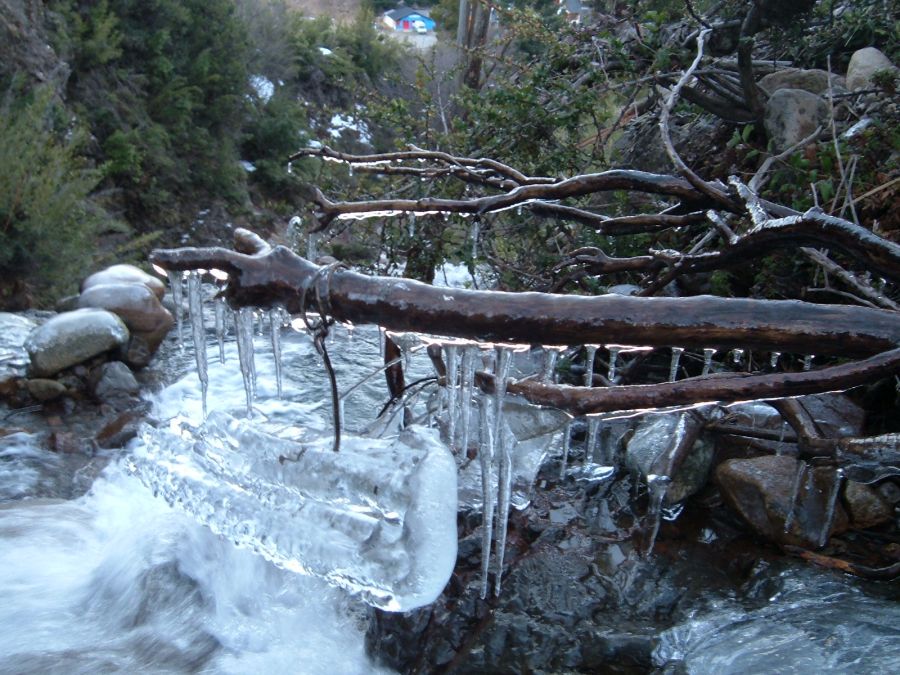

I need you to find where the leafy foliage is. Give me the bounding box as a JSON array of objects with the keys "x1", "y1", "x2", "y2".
[{"x1": 0, "y1": 84, "x2": 110, "y2": 303}]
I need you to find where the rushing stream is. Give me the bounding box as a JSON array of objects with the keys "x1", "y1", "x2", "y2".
[{"x1": 2, "y1": 269, "x2": 899, "y2": 673}]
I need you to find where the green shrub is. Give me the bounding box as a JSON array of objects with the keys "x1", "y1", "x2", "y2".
[{"x1": 0, "y1": 84, "x2": 108, "y2": 303}]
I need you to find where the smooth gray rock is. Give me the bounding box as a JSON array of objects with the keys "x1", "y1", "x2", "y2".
[
  {"x1": 77, "y1": 282, "x2": 174, "y2": 363},
  {"x1": 82, "y1": 263, "x2": 166, "y2": 300},
  {"x1": 92, "y1": 361, "x2": 140, "y2": 402},
  {"x1": 759, "y1": 68, "x2": 844, "y2": 96},
  {"x1": 764, "y1": 88, "x2": 828, "y2": 152},
  {"x1": 25, "y1": 309, "x2": 129, "y2": 377},
  {"x1": 843, "y1": 480, "x2": 893, "y2": 529},
  {"x1": 846, "y1": 47, "x2": 896, "y2": 91}
]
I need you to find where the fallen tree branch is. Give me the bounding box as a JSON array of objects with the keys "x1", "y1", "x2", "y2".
[
  {"x1": 150, "y1": 244, "x2": 900, "y2": 357},
  {"x1": 476, "y1": 347, "x2": 900, "y2": 416}
]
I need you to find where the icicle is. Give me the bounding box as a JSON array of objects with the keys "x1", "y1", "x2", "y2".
[
  {"x1": 701, "y1": 348, "x2": 716, "y2": 375},
  {"x1": 477, "y1": 396, "x2": 495, "y2": 600},
  {"x1": 731, "y1": 348, "x2": 744, "y2": 364},
  {"x1": 803, "y1": 354, "x2": 814, "y2": 371},
  {"x1": 770, "y1": 351, "x2": 781, "y2": 369},
  {"x1": 493, "y1": 422, "x2": 514, "y2": 597},
  {"x1": 644, "y1": 474, "x2": 672, "y2": 557},
  {"x1": 167, "y1": 270, "x2": 185, "y2": 351},
  {"x1": 668, "y1": 347, "x2": 684, "y2": 382},
  {"x1": 407, "y1": 213, "x2": 416, "y2": 238},
  {"x1": 541, "y1": 348, "x2": 559, "y2": 384},
  {"x1": 607, "y1": 346, "x2": 620, "y2": 382},
  {"x1": 187, "y1": 272, "x2": 208, "y2": 419},
  {"x1": 269, "y1": 308, "x2": 284, "y2": 398},
  {"x1": 458, "y1": 347, "x2": 477, "y2": 455},
  {"x1": 307, "y1": 231, "x2": 319, "y2": 261},
  {"x1": 559, "y1": 421, "x2": 572, "y2": 479},
  {"x1": 234, "y1": 306, "x2": 256, "y2": 417},
  {"x1": 286, "y1": 161, "x2": 293, "y2": 174},
  {"x1": 492, "y1": 347, "x2": 513, "y2": 445},
  {"x1": 818, "y1": 468, "x2": 844, "y2": 548},
  {"x1": 444, "y1": 344, "x2": 459, "y2": 450},
  {"x1": 583, "y1": 345, "x2": 598, "y2": 387},
  {"x1": 783, "y1": 461, "x2": 807, "y2": 533},
  {"x1": 348, "y1": 164, "x2": 353, "y2": 178},
  {"x1": 470, "y1": 218, "x2": 480, "y2": 260},
  {"x1": 585, "y1": 416, "x2": 601, "y2": 464},
  {"x1": 214, "y1": 296, "x2": 227, "y2": 364}
]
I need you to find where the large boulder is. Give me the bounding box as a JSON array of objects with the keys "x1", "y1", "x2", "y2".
[
  {"x1": 759, "y1": 68, "x2": 844, "y2": 96},
  {"x1": 764, "y1": 88, "x2": 828, "y2": 152},
  {"x1": 716, "y1": 455, "x2": 848, "y2": 548},
  {"x1": 81, "y1": 264, "x2": 166, "y2": 300},
  {"x1": 846, "y1": 47, "x2": 896, "y2": 91},
  {"x1": 25, "y1": 309, "x2": 129, "y2": 377},
  {"x1": 76, "y1": 282, "x2": 174, "y2": 366}
]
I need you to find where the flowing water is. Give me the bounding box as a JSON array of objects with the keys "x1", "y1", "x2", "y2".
[{"x1": 0, "y1": 320, "x2": 404, "y2": 674}]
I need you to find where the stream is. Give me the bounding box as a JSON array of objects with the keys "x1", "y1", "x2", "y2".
[{"x1": 1, "y1": 272, "x2": 899, "y2": 673}]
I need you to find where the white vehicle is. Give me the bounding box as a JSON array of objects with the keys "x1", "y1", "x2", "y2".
[{"x1": 413, "y1": 20, "x2": 427, "y2": 34}]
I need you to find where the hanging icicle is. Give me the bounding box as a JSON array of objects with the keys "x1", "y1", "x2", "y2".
[
  {"x1": 167, "y1": 269, "x2": 185, "y2": 351},
  {"x1": 559, "y1": 421, "x2": 572, "y2": 479},
  {"x1": 270, "y1": 307, "x2": 284, "y2": 398},
  {"x1": 541, "y1": 347, "x2": 559, "y2": 384},
  {"x1": 668, "y1": 347, "x2": 684, "y2": 382},
  {"x1": 234, "y1": 306, "x2": 256, "y2": 417},
  {"x1": 585, "y1": 416, "x2": 601, "y2": 464},
  {"x1": 477, "y1": 396, "x2": 495, "y2": 600},
  {"x1": 444, "y1": 344, "x2": 459, "y2": 450},
  {"x1": 187, "y1": 272, "x2": 208, "y2": 419},
  {"x1": 770, "y1": 351, "x2": 781, "y2": 369},
  {"x1": 644, "y1": 474, "x2": 672, "y2": 556},
  {"x1": 607, "y1": 346, "x2": 620, "y2": 382},
  {"x1": 493, "y1": 423, "x2": 514, "y2": 597},
  {"x1": 803, "y1": 354, "x2": 814, "y2": 371},
  {"x1": 783, "y1": 461, "x2": 807, "y2": 534},
  {"x1": 584, "y1": 345, "x2": 598, "y2": 387},
  {"x1": 214, "y1": 296, "x2": 227, "y2": 364},
  {"x1": 701, "y1": 348, "x2": 716, "y2": 376},
  {"x1": 458, "y1": 347, "x2": 477, "y2": 456},
  {"x1": 818, "y1": 469, "x2": 844, "y2": 548}
]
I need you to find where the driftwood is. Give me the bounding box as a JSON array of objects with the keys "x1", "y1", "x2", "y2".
[{"x1": 150, "y1": 242, "x2": 900, "y2": 416}]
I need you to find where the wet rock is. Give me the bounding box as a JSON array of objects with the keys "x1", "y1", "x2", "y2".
[
  {"x1": 25, "y1": 378, "x2": 67, "y2": 402},
  {"x1": 846, "y1": 47, "x2": 896, "y2": 91},
  {"x1": 843, "y1": 480, "x2": 893, "y2": 529},
  {"x1": 716, "y1": 455, "x2": 848, "y2": 548},
  {"x1": 764, "y1": 88, "x2": 828, "y2": 152},
  {"x1": 77, "y1": 283, "x2": 174, "y2": 364},
  {"x1": 626, "y1": 409, "x2": 717, "y2": 504},
  {"x1": 82, "y1": 263, "x2": 166, "y2": 300},
  {"x1": 0, "y1": 313, "x2": 38, "y2": 392},
  {"x1": 91, "y1": 361, "x2": 140, "y2": 403},
  {"x1": 25, "y1": 309, "x2": 130, "y2": 378},
  {"x1": 95, "y1": 409, "x2": 146, "y2": 449},
  {"x1": 759, "y1": 68, "x2": 844, "y2": 96}
]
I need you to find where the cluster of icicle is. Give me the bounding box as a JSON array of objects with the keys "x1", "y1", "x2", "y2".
[{"x1": 164, "y1": 269, "x2": 823, "y2": 595}]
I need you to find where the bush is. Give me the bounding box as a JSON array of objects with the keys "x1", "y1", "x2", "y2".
[{"x1": 0, "y1": 84, "x2": 108, "y2": 304}]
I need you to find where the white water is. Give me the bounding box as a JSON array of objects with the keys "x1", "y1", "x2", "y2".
[{"x1": 0, "y1": 321, "x2": 434, "y2": 673}]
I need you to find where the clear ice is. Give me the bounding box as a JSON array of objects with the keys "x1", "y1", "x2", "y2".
[
  {"x1": 167, "y1": 269, "x2": 185, "y2": 350},
  {"x1": 457, "y1": 347, "x2": 477, "y2": 455},
  {"x1": 214, "y1": 296, "x2": 227, "y2": 364},
  {"x1": 702, "y1": 348, "x2": 716, "y2": 376},
  {"x1": 235, "y1": 307, "x2": 257, "y2": 416},
  {"x1": 478, "y1": 396, "x2": 495, "y2": 599},
  {"x1": 270, "y1": 308, "x2": 284, "y2": 398},
  {"x1": 584, "y1": 345, "x2": 598, "y2": 387},
  {"x1": 128, "y1": 411, "x2": 458, "y2": 611},
  {"x1": 444, "y1": 344, "x2": 459, "y2": 450},
  {"x1": 187, "y1": 272, "x2": 208, "y2": 419},
  {"x1": 493, "y1": 422, "x2": 516, "y2": 597},
  {"x1": 669, "y1": 347, "x2": 684, "y2": 382}
]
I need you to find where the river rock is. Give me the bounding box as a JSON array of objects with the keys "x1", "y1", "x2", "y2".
[
  {"x1": 764, "y1": 88, "x2": 828, "y2": 152},
  {"x1": 91, "y1": 361, "x2": 140, "y2": 403},
  {"x1": 25, "y1": 378, "x2": 67, "y2": 402},
  {"x1": 846, "y1": 47, "x2": 896, "y2": 91},
  {"x1": 82, "y1": 264, "x2": 166, "y2": 300},
  {"x1": 843, "y1": 480, "x2": 893, "y2": 529},
  {"x1": 716, "y1": 455, "x2": 848, "y2": 548},
  {"x1": 759, "y1": 68, "x2": 844, "y2": 96},
  {"x1": 77, "y1": 282, "x2": 174, "y2": 365},
  {"x1": 626, "y1": 409, "x2": 717, "y2": 504},
  {"x1": 25, "y1": 309, "x2": 130, "y2": 378}
]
